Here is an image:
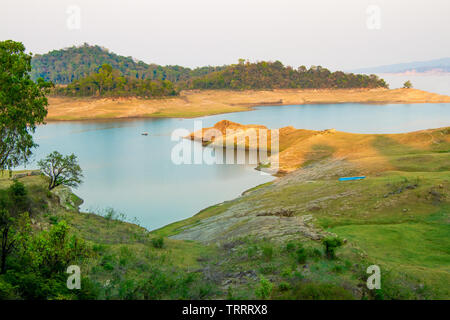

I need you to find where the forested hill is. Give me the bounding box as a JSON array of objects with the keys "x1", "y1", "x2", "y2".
[
  {"x1": 187, "y1": 61, "x2": 388, "y2": 90},
  {"x1": 53, "y1": 64, "x2": 178, "y2": 98},
  {"x1": 30, "y1": 43, "x2": 225, "y2": 84},
  {"x1": 31, "y1": 44, "x2": 388, "y2": 90}
]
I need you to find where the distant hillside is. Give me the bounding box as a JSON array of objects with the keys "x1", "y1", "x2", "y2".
[
  {"x1": 351, "y1": 58, "x2": 450, "y2": 74},
  {"x1": 31, "y1": 44, "x2": 387, "y2": 89},
  {"x1": 187, "y1": 61, "x2": 388, "y2": 90},
  {"x1": 30, "y1": 43, "x2": 225, "y2": 84}
]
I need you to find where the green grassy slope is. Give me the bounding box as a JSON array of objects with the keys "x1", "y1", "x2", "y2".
[
  {"x1": 156, "y1": 128, "x2": 450, "y2": 299},
  {"x1": 2, "y1": 126, "x2": 448, "y2": 299}
]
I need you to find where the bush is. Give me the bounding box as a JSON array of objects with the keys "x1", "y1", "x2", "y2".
[
  {"x1": 92, "y1": 244, "x2": 107, "y2": 253},
  {"x1": 247, "y1": 245, "x2": 257, "y2": 258},
  {"x1": 306, "y1": 247, "x2": 322, "y2": 259},
  {"x1": 322, "y1": 237, "x2": 344, "y2": 259},
  {"x1": 280, "y1": 266, "x2": 292, "y2": 278},
  {"x1": 49, "y1": 215, "x2": 59, "y2": 225},
  {"x1": 403, "y1": 80, "x2": 413, "y2": 89},
  {"x1": 255, "y1": 275, "x2": 273, "y2": 299},
  {"x1": 227, "y1": 286, "x2": 235, "y2": 300},
  {"x1": 261, "y1": 245, "x2": 273, "y2": 261},
  {"x1": 100, "y1": 254, "x2": 116, "y2": 271},
  {"x1": 151, "y1": 237, "x2": 165, "y2": 249},
  {"x1": 292, "y1": 271, "x2": 304, "y2": 280},
  {"x1": 102, "y1": 207, "x2": 125, "y2": 221},
  {"x1": 295, "y1": 247, "x2": 307, "y2": 264},
  {"x1": 258, "y1": 263, "x2": 276, "y2": 274},
  {"x1": 278, "y1": 281, "x2": 290, "y2": 291},
  {"x1": 7, "y1": 180, "x2": 30, "y2": 214},
  {"x1": 0, "y1": 277, "x2": 19, "y2": 299},
  {"x1": 75, "y1": 276, "x2": 100, "y2": 300},
  {"x1": 331, "y1": 264, "x2": 344, "y2": 273},
  {"x1": 285, "y1": 242, "x2": 296, "y2": 252}
]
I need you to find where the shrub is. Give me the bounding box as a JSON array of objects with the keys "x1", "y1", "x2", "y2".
[
  {"x1": 331, "y1": 264, "x2": 344, "y2": 273},
  {"x1": 261, "y1": 245, "x2": 273, "y2": 261},
  {"x1": 255, "y1": 275, "x2": 273, "y2": 299},
  {"x1": 247, "y1": 245, "x2": 257, "y2": 258},
  {"x1": 8, "y1": 180, "x2": 30, "y2": 214},
  {"x1": 92, "y1": 244, "x2": 106, "y2": 253},
  {"x1": 0, "y1": 277, "x2": 19, "y2": 299},
  {"x1": 102, "y1": 261, "x2": 114, "y2": 271},
  {"x1": 278, "y1": 281, "x2": 290, "y2": 291},
  {"x1": 292, "y1": 271, "x2": 304, "y2": 280},
  {"x1": 322, "y1": 237, "x2": 344, "y2": 259},
  {"x1": 403, "y1": 80, "x2": 413, "y2": 89},
  {"x1": 227, "y1": 286, "x2": 235, "y2": 300},
  {"x1": 258, "y1": 263, "x2": 276, "y2": 274},
  {"x1": 3, "y1": 219, "x2": 92, "y2": 299},
  {"x1": 75, "y1": 276, "x2": 100, "y2": 300},
  {"x1": 295, "y1": 247, "x2": 307, "y2": 264},
  {"x1": 372, "y1": 289, "x2": 385, "y2": 300},
  {"x1": 151, "y1": 237, "x2": 165, "y2": 249},
  {"x1": 49, "y1": 215, "x2": 59, "y2": 225},
  {"x1": 285, "y1": 242, "x2": 296, "y2": 252},
  {"x1": 280, "y1": 267, "x2": 292, "y2": 278},
  {"x1": 306, "y1": 247, "x2": 322, "y2": 259}
]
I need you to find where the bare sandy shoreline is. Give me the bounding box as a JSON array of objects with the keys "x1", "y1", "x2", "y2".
[{"x1": 46, "y1": 88, "x2": 450, "y2": 121}]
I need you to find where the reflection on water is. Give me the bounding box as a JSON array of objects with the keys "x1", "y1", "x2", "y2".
[{"x1": 25, "y1": 101, "x2": 450, "y2": 230}]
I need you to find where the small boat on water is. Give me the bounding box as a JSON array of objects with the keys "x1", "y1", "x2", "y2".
[{"x1": 141, "y1": 132, "x2": 149, "y2": 136}]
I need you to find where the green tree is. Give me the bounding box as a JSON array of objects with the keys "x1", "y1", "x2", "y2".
[
  {"x1": 8, "y1": 218, "x2": 91, "y2": 299},
  {"x1": 322, "y1": 237, "x2": 344, "y2": 259},
  {"x1": 0, "y1": 180, "x2": 30, "y2": 274},
  {"x1": 255, "y1": 275, "x2": 273, "y2": 299},
  {"x1": 38, "y1": 151, "x2": 83, "y2": 190},
  {"x1": 0, "y1": 208, "x2": 15, "y2": 274},
  {"x1": 54, "y1": 64, "x2": 178, "y2": 98},
  {"x1": 0, "y1": 40, "x2": 52, "y2": 171},
  {"x1": 403, "y1": 80, "x2": 413, "y2": 88}
]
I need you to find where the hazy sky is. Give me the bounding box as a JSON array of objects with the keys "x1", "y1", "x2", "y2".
[{"x1": 1, "y1": 0, "x2": 449, "y2": 70}]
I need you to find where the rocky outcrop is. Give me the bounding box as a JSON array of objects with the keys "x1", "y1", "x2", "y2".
[
  {"x1": 169, "y1": 161, "x2": 346, "y2": 244},
  {"x1": 51, "y1": 185, "x2": 84, "y2": 212}
]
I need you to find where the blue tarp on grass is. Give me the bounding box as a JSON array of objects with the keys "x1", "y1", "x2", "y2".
[{"x1": 339, "y1": 176, "x2": 366, "y2": 181}]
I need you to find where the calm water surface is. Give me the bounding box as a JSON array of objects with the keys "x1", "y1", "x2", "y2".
[{"x1": 26, "y1": 102, "x2": 450, "y2": 230}]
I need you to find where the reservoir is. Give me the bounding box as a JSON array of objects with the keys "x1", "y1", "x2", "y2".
[{"x1": 28, "y1": 102, "x2": 450, "y2": 230}]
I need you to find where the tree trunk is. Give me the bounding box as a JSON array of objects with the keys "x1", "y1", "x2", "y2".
[
  {"x1": 48, "y1": 175, "x2": 56, "y2": 190},
  {"x1": 1, "y1": 228, "x2": 9, "y2": 274},
  {"x1": 0, "y1": 251, "x2": 6, "y2": 274}
]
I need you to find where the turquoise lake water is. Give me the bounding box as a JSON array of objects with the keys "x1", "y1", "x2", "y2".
[{"x1": 27, "y1": 102, "x2": 450, "y2": 230}]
